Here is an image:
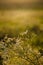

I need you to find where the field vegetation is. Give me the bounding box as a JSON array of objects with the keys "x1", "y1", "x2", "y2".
[{"x1": 0, "y1": 10, "x2": 43, "y2": 65}]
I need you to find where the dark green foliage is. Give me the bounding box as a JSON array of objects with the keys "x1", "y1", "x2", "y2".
[
  {"x1": 30, "y1": 25, "x2": 40, "y2": 35},
  {"x1": 39, "y1": 49, "x2": 43, "y2": 56},
  {"x1": 0, "y1": 56, "x2": 3, "y2": 65}
]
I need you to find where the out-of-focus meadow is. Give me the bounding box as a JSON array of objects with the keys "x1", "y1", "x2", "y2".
[
  {"x1": 0, "y1": 0, "x2": 43, "y2": 65},
  {"x1": 0, "y1": 0, "x2": 43, "y2": 35},
  {"x1": 0, "y1": 10, "x2": 43, "y2": 35}
]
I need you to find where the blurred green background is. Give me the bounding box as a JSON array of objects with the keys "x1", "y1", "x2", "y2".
[{"x1": 0, "y1": 0, "x2": 43, "y2": 38}]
